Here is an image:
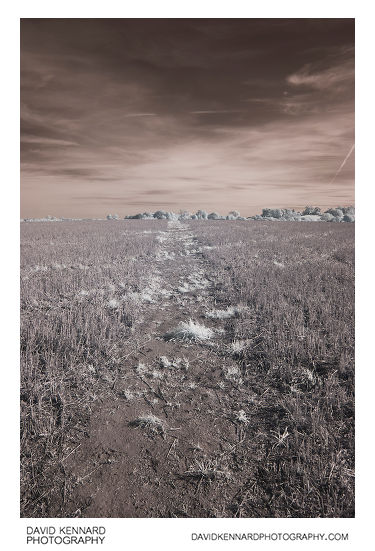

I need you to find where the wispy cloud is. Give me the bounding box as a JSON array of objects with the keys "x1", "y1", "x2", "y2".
[
  {"x1": 287, "y1": 46, "x2": 354, "y2": 93},
  {"x1": 21, "y1": 135, "x2": 79, "y2": 146},
  {"x1": 287, "y1": 60, "x2": 354, "y2": 91},
  {"x1": 190, "y1": 110, "x2": 243, "y2": 115},
  {"x1": 124, "y1": 113, "x2": 157, "y2": 118}
]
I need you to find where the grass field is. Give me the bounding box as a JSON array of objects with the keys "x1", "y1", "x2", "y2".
[{"x1": 20, "y1": 219, "x2": 354, "y2": 518}]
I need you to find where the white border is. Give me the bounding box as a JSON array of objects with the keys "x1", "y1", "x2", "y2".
[{"x1": 3, "y1": 2, "x2": 373, "y2": 549}]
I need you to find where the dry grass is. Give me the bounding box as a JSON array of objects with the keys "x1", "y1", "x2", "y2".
[
  {"x1": 182, "y1": 457, "x2": 231, "y2": 482},
  {"x1": 129, "y1": 414, "x2": 167, "y2": 436},
  {"x1": 186, "y1": 219, "x2": 354, "y2": 517},
  {"x1": 205, "y1": 305, "x2": 245, "y2": 319},
  {"x1": 20, "y1": 220, "x2": 167, "y2": 516},
  {"x1": 20, "y1": 218, "x2": 354, "y2": 518},
  {"x1": 164, "y1": 320, "x2": 214, "y2": 342}
]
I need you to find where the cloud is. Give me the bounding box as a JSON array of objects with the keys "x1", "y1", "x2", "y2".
[
  {"x1": 280, "y1": 48, "x2": 354, "y2": 119},
  {"x1": 20, "y1": 19, "x2": 354, "y2": 217},
  {"x1": 190, "y1": 110, "x2": 243, "y2": 115},
  {"x1": 286, "y1": 47, "x2": 354, "y2": 93},
  {"x1": 21, "y1": 135, "x2": 79, "y2": 146},
  {"x1": 142, "y1": 189, "x2": 170, "y2": 195},
  {"x1": 287, "y1": 62, "x2": 354, "y2": 91},
  {"x1": 124, "y1": 113, "x2": 157, "y2": 118}
]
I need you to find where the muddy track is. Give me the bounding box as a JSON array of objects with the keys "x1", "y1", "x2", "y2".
[{"x1": 63, "y1": 221, "x2": 244, "y2": 518}]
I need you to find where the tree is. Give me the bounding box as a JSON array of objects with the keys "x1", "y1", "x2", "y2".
[
  {"x1": 196, "y1": 210, "x2": 208, "y2": 219},
  {"x1": 341, "y1": 206, "x2": 355, "y2": 216},
  {"x1": 303, "y1": 206, "x2": 321, "y2": 215},
  {"x1": 320, "y1": 213, "x2": 335, "y2": 222},
  {"x1": 271, "y1": 209, "x2": 283, "y2": 219},
  {"x1": 166, "y1": 212, "x2": 178, "y2": 220},
  {"x1": 153, "y1": 210, "x2": 168, "y2": 219},
  {"x1": 325, "y1": 208, "x2": 344, "y2": 218},
  {"x1": 178, "y1": 210, "x2": 191, "y2": 220}
]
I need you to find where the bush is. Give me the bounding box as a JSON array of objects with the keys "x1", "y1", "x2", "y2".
[
  {"x1": 320, "y1": 213, "x2": 335, "y2": 222},
  {"x1": 342, "y1": 206, "x2": 355, "y2": 216},
  {"x1": 262, "y1": 208, "x2": 283, "y2": 219},
  {"x1": 196, "y1": 210, "x2": 208, "y2": 220},
  {"x1": 303, "y1": 206, "x2": 321, "y2": 215},
  {"x1": 282, "y1": 209, "x2": 299, "y2": 220},
  {"x1": 178, "y1": 210, "x2": 192, "y2": 220},
  {"x1": 153, "y1": 210, "x2": 168, "y2": 219},
  {"x1": 228, "y1": 210, "x2": 240, "y2": 219},
  {"x1": 325, "y1": 208, "x2": 344, "y2": 218},
  {"x1": 166, "y1": 211, "x2": 178, "y2": 221}
]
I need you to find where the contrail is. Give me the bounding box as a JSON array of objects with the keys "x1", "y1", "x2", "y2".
[{"x1": 329, "y1": 144, "x2": 355, "y2": 185}]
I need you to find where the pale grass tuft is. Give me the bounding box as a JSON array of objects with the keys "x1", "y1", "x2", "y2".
[
  {"x1": 235, "y1": 409, "x2": 249, "y2": 424},
  {"x1": 121, "y1": 389, "x2": 135, "y2": 400},
  {"x1": 205, "y1": 305, "x2": 245, "y2": 319},
  {"x1": 135, "y1": 362, "x2": 148, "y2": 375},
  {"x1": 151, "y1": 369, "x2": 163, "y2": 379},
  {"x1": 183, "y1": 457, "x2": 231, "y2": 481},
  {"x1": 231, "y1": 339, "x2": 251, "y2": 354},
  {"x1": 129, "y1": 413, "x2": 167, "y2": 435},
  {"x1": 159, "y1": 356, "x2": 172, "y2": 368},
  {"x1": 79, "y1": 290, "x2": 90, "y2": 296},
  {"x1": 164, "y1": 320, "x2": 214, "y2": 342},
  {"x1": 224, "y1": 364, "x2": 243, "y2": 385},
  {"x1": 181, "y1": 357, "x2": 190, "y2": 370},
  {"x1": 225, "y1": 365, "x2": 241, "y2": 378}
]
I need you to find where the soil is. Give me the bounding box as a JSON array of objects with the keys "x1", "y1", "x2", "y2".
[{"x1": 62, "y1": 221, "x2": 245, "y2": 518}]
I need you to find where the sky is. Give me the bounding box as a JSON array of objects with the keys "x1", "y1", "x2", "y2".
[{"x1": 20, "y1": 18, "x2": 355, "y2": 218}]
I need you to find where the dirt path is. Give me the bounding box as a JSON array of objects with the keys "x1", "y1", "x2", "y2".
[{"x1": 63, "y1": 220, "x2": 245, "y2": 518}]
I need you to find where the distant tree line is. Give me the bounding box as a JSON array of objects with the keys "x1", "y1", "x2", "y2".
[
  {"x1": 22, "y1": 206, "x2": 355, "y2": 223},
  {"x1": 106, "y1": 206, "x2": 355, "y2": 223}
]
